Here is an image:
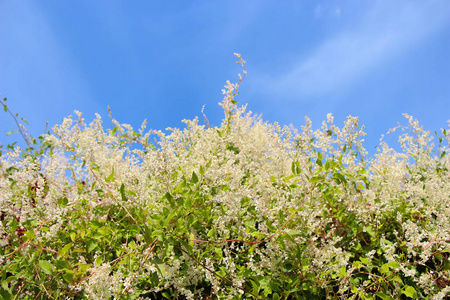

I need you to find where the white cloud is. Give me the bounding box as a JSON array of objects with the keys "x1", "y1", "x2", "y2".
[{"x1": 252, "y1": 1, "x2": 450, "y2": 101}]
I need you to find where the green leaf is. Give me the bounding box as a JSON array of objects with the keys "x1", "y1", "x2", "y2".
[
  {"x1": 317, "y1": 151, "x2": 323, "y2": 160},
  {"x1": 214, "y1": 247, "x2": 223, "y2": 260},
  {"x1": 39, "y1": 260, "x2": 53, "y2": 275},
  {"x1": 53, "y1": 261, "x2": 70, "y2": 273},
  {"x1": 376, "y1": 292, "x2": 395, "y2": 300},
  {"x1": 250, "y1": 279, "x2": 260, "y2": 294},
  {"x1": 10, "y1": 218, "x2": 18, "y2": 233},
  {"x1": 57, "y1": 197, "x2": 68, "y2": 207},
  {"x1": 120, "y1": 183, "x2": 127, "y2": 201},
  {"x1": 164, "y1": 192, "x2": 175, "y2": 208},
  {"x1": 387, "y1": 261, "x2": 400, "y2": 269},
  {"x1": 333, "y1": 172, "x2": 347, "y2": 185},
  {"x1": 282, "y1": 262, "x2": 294, "y2": 272},
  {"x1": 381, "y1": 263, "x2": 390, "y2": 274},
  {"x1": 392, "y1": 275, "x2": 403, "y2": 285},
  {"x1": 360, "y1": 257, "x2": 369, "y2": 264},
  {"x1": 105, "y1": 169, "x2": 115, "y2": 182},
  {"x1": 1, "y1": 277, "x2": 11, "y2": 292},
  {"x1": 291, "y1": 161, "x2": 301, "y2": 175},
  {"x1": 285, "y1": 229, "x2": 302, "y2": 236},
  {"x1": 309, "y1": 176, "x2": 324, "y2": 184},
  {"x1": 401, "y1": 286, "x2": 417, "y2": 298},
  {"x1": 381, "y1": 261, "x2": 400, "y2": 273},
  {"x1": 91, "y1": 230, "x2": 103, "y2": 240},
  {"x1": 128, "y1": 240, "x2": 136, "y2": 250},
  {"x1": 23, "y1": 219, "x2": 39, "y2": 229},
  {"x1": 152, "y1": 257, "x2": 166, "y2": 276},
  {"x1": 189, "y1": 232, "x2": 195, "y2": 246},
  {"x1": 250, "y1": 232, "x2": 266, "y2": 238},
  {"x1": 22, "y1": 230, "x2": 35, "y2": 241},
  {"x1": 184, "y1": 196, "x2": 192, "y2": 209},
  {"x1": 94, "y1": 256, "x2": 103, "y2": 266},
  {"x1": 364, "y1": 226, "x2": 376, "y2": 239},
  {"x1": 207, "y1": 227, "x2": 215, "y2": 238},
  {"x1": 87, "y1": 240, "x2": 98, "y2": 253},
  {"x1": 152, "y1": 230, "x2": 163, "y2": 238},
  {"x1": 76, "y1": 263, "x2": 92, "y2": 274},
  {"x1": 265, "y1": 219, "x2": 276, "y2": 231},
  {"x1": 191, "y1": 171, "x2": 199, "y2": 184},
  {"x1": 60, "y1": 243, "x2": 72, "y2": 257},
  {"x1": 316, "y1": 157, "x2": 323, "y2": 167},
  {"x1": 62, "y1": 270, "x2": 74, "y2": 283},
  {"x1": 273, "y1": 293, "x2": 280, "y2": 300}
]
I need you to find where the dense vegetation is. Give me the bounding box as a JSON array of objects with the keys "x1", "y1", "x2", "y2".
[{"x1": 1, "y1": 55, "x2": 449, "y2": 299}]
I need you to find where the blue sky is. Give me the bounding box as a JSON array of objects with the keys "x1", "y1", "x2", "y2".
[{"x1": 1, "y1": 1, "x2": 449, "y2": 155}]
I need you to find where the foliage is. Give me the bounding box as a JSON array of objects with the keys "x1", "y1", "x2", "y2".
[{"x1": 1, "y1": 54, "x2": 449, "y2": 299}]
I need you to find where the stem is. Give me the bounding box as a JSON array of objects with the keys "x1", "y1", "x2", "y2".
[{"x1": 1, "y1": 98, "x2": 31, "y2": 149}]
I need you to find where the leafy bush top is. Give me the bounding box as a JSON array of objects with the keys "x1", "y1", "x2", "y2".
[{"x1": 1, "y1": 54, "x2": 449, "y2": 299}]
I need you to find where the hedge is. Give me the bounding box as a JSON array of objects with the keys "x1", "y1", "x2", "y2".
[{"x1": 1, "y1": 55, "x2": 449, "y2": 299}]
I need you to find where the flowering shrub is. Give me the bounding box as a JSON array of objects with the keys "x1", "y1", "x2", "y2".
[{"x1": 1, "y1": 55, "x2": 449, "y2": 300}]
